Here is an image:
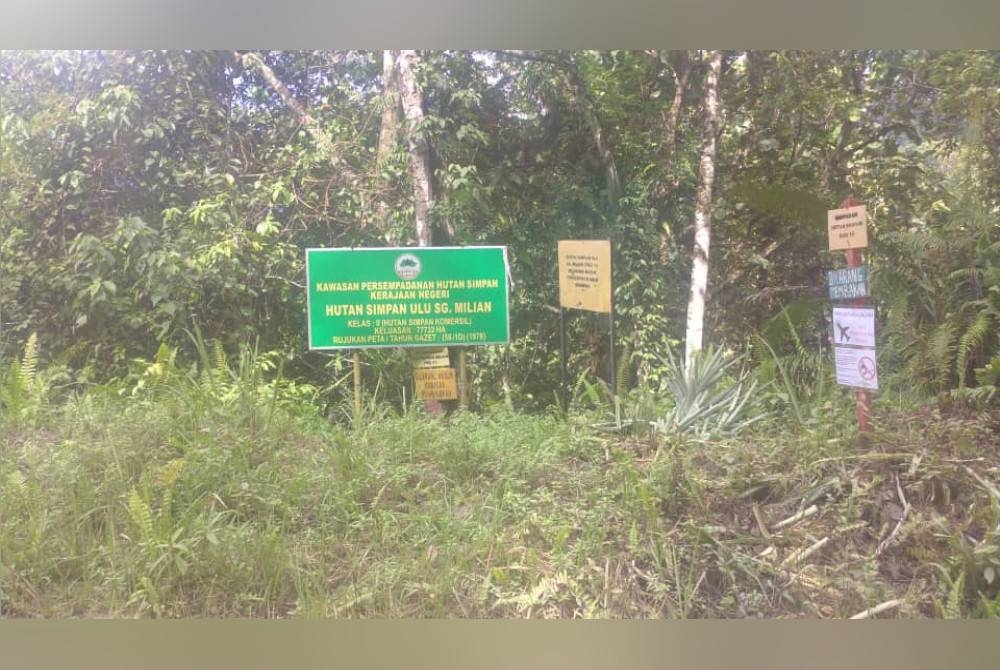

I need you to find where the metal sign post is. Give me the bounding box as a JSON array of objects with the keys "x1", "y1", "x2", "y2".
[
  {"x1": 556, "y1": 240, "x2": 615, "y2": 417},
  {"x1": 559, "y1": 305, "x2": 569, "y2": 414}
]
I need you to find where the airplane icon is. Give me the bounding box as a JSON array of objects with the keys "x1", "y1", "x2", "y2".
[{"x1": 836, "y1": 322, "x2": 851, "y2": 343}]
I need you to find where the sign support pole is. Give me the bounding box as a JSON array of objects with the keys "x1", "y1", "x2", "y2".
[
  {"x1": 841, "y1": 196, "x2": 872, "y2": 433},
  {"x1": 556, "y1": 239, "x2": 612, "y2": 418},
  {"x1": 608, "y1": 243, "x2": 618, "y2": 425},
  {"x1": 559, "y1": 306, "x2": 568, "y2": 415},
  {"x1": 457, "y1": 348, "x2": 468, "y2": 410},
  {"x1": 352, "y1": 350, "x2": 362, "y2": 425}
]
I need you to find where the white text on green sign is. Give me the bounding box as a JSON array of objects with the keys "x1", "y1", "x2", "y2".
[{"x1": 306, "y1": 247, "x2": 510, "y2": 350}]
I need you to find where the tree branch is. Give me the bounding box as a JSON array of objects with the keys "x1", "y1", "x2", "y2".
[
  {"x1": 497, "y1": 50, "x2": 624, "y2": 208},
  {"x1": 236, "y1": 51, "x2": 339, "y2": 165}
]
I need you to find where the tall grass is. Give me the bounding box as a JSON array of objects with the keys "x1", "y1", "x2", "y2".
[
  {"x1": 1, "y1": 341, "x2": 623, "y2": 617},
  {"x1": 3, "y1": 341, "x2": 998, "y2": 618}
]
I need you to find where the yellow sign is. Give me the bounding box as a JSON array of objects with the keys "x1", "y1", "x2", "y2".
[
  {"x1": 827, "y1": 206, "x2": 868, "y2": 250},
  {"x1": 409, "y1": 347, "x2": 451, "y2": 369},
  {"x1": 558, "y1": 240, "x2": 612, "y2": 313},
  {"x1": 413, "y1": 367, "x2": 458, "y2": 400}
]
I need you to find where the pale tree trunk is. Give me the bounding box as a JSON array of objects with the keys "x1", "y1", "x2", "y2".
[
  {"x1": 377, "y1": 51, "x2": 401, "y2": 165},
  {"x1": 375, "y1": 51, "x2": 401, "y2": 231},
  {"x1": 394, "y1": 49, "x2": 434, "y2": 247},
  {"x1": 684, "y1": 50, "x2": 724, "y2": 370}
]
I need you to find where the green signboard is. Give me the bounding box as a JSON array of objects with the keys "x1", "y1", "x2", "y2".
[
  {"x1": 828, "y1": 266, "x2": 869, "y2": 301},
  {"x1": 306, "y1": 246, "x2": 510, "y2": 350}
]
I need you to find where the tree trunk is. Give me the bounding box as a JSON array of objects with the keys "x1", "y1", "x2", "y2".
[
  {"x1": 564, "y1": 59, "x2": 624, "y2": 209},
  {"x1": 377, "y1": 51, "x2": 400, "y2": 166},
  {"x1": 375, "y1": 50, "x2": 401, "y2": 230},
  {"x1": 684, "y1": 50, "x2": 724, "y2": 369},
  {"x1": 821, "y1": 51, "x2": 866, "y2": 195},
  {"x1": 395, "y1": 50, "x2": 444, "y2": 414},
  {"x1": 395, "y1": 49, "x2": 434, "y2": 247},
  {"x1": 660, "y1": 50, "x2": 693, "y2": 161},
  {"x1": 655, "y1": 50, "x2": 693, "y2": 264}
]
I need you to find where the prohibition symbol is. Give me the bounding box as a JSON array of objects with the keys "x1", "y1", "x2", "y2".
[{"x1": 858, "y1": 356, "x2": 876, "y2": 381}]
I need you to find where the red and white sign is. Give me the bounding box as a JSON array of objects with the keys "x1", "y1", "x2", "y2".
[
  {"x1": 835, "y1": 346, "x2": 878, "y2": 390},
  {"x1": 832, "y1": 307, "x2": 876, "y2": 348}
]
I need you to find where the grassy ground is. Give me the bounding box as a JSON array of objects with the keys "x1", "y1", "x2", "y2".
[{"x1": 2, "y1": 356, "x2": 1000, "y2": 618}]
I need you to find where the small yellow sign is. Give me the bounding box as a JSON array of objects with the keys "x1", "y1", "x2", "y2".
[
  {"x1": 409, "y1": 347, "x2": 451, "y2": 369},
  {"x1": 413, "y1": 367, "x2": 458, "y2": 401},
  {"x1": 558, "y1": 240, "x2": 612, "y2": 313},
  {"x1": 827, "y1": 206, "x2": 868, "y2": 251}
]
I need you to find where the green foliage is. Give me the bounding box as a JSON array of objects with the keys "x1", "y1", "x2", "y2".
[
  {"x1": 933, "y1": 513, "x2": 1000, "y2": 619},
  {"x1": 878, "y1": 169, "x2": 999, "y2": 398},
  {"x1": 4, "y1": 346, "x2": 1000, "y2": 618},
  {"x1": 956, "y1": 310, "x2": 996, "y2": 387},
  {"x1": 0, "y1": 333, "x2": 70, "y2": 427},
  {"x1": 653, "y1": 346, "x2": 767, "y2": 439},
  {"x1": 1, "y1": 333, "x2": 37, "y2": 417},
  {"x1": 4, "y1": 47, "x2": 1000, "y2": 621},
  {"x1": 4, "y1": 49, "x2": 998, "y2": 408}
]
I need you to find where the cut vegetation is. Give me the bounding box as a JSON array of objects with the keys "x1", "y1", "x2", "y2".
[{"x1": 2, "y1": 342, "x2": 998, "y2": 618}]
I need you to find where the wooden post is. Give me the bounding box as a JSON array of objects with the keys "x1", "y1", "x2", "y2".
[
  {"x1": 841, "y1": 196, "x2": 872, "y2": 433},
  {"x1": 353, "y1": 350, "x2": 362, "y2": 425},
  {"x1": 608, "y1": 242, "x2": 619, "y2": 425},
  {"x1": 559, "y1": 306, "x2": 568, "y2": 415},
  {"x1": 457, "y1": 348, "x2": 468, "y2": 410},
  {"x1": 421, "y1": 347, "x2": 443, "y2": 418}
]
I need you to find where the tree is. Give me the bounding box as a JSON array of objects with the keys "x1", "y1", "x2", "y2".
[
  {"x1": 237, "y1": 51, "x2": 339, "y2": 165},
  {"x1": 395, "y1": 50, "x2": 435, "y2": 247},
  {"x1": 3, "y1": 49, "x2": 998, "y2": 403},
  {"x1": 685, "y1": 50, "x2": 724, "y2": 368},
  {"x1": 375, "y1": 50, "x2": 402, "y2": 231}
]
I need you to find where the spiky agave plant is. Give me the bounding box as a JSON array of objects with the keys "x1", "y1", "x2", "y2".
[{"x1": 653, "y1": 345, "x2": 768, "y2": 439}]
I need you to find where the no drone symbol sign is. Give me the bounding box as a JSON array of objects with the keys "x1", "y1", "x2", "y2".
[{"x1": 835, "y1": 346, "x2": 879, "y2": 390}]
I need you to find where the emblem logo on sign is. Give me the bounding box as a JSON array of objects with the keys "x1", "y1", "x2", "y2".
[{"x1": 394, "y1": 253, "x2": 422, "y2": 280}]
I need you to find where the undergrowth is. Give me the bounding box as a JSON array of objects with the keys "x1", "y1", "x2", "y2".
[{"x1": 2, "y1": 342, "x2": 999, "y2": 618}]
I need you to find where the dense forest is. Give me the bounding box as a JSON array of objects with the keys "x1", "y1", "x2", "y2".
[{"x1": 1, "y1": 50, "x2": 999, "y2": 619}]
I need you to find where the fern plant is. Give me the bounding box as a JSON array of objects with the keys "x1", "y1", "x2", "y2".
[
  {"x1": 0, "y1": 332, "x2": 48, "y2": 425},
  {"x1": 122, "y1": 457, "x2": 221, "y2": 618},
  {"x1": 878, "y1": 188, "x2": 999, "y2": 396}
]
